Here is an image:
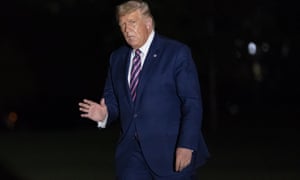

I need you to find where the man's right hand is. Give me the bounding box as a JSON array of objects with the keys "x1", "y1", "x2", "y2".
[{"x1": 79, "y1": 98, "x2": 107, "y2": 122}]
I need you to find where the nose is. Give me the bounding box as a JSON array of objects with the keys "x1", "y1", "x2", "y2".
[{"x1": 124, "y1": 24, "x2": 131, "y2": 34}]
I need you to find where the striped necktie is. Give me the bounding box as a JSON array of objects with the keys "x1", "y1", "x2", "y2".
[{"x1": 130, "y1": 49, "x2": 142, "y2": 102}]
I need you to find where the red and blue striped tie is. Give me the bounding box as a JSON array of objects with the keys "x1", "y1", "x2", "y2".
[{"x1": 130, "y1": 49, "x2": 142, "y2": 102}]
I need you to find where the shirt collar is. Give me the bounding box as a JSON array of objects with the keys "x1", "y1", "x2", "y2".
[{"x1": 133, "y1": 30, "x2": 155, "y2": 57}]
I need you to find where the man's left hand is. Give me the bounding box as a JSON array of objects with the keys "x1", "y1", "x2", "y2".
[{"x1": 175, "y1": 147, "x2": 193, "y2": 172}]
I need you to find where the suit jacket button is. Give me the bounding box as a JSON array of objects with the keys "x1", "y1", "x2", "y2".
[{"x1": 133, "y1": 114, "x2": 138, "y2": 118}]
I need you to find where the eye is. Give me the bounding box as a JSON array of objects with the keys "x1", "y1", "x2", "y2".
[
  {"x1": 118, "y1": 19, "x2": 137, "y2": 31},
  {"x1": 129, "y1": 20, "x2": 136, "y2": 26}
]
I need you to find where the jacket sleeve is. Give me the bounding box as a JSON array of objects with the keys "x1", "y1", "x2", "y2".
[
  {"x1": 175, "y1": 45, "x2": 203, "y2": 151},
  {"x1": 103, "y1": 55, "x2": 120, "y2": 126}
]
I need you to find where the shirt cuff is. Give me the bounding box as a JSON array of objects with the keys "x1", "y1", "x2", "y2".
[{"x1": 97, "y1": 114, "x2": 108, "y2": 128}]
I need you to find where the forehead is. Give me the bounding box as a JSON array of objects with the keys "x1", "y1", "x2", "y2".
[{"x1": 119, "y1": 10, "x2": 143, "y2": 23}]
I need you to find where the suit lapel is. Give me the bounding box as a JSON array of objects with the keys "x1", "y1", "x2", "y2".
[
  {"x1": 135, "y1": 35, "x2": 161, "y2": 105},
  {"x1": 121, "y1": 49, "x2": 134, "y2": 106}
]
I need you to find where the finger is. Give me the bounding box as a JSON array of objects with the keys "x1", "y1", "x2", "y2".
[
  {"x1": 78, "y1": 102, "x2": 89, "y2": 109},
  {"x1": 177, "y1": 163, "x2": 183, "y2": 172},
  {"x1": 184, "y1": 154, "x2": 192, "y2": 166},
  {"x1": 80, "y1": 113, "x2": 89, "y2": 118},
  {"x1": 175, "y1": 158, "x2": 181, "y2": 172},
  {"x1": 100, "y1": 98, "x2": 105, "y2": 106},
  {"x1": 79, "y1": 107, "x2": 89, "y2": 113},
  {"x1": 83, "y1": 99, "x2": 95, "y2": 105}
]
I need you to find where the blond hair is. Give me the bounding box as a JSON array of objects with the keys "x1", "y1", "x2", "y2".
[{"x1": 116, "y1": 0, "x2": 155, "y2": 27}]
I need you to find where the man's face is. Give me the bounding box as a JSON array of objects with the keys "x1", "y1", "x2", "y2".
[{"x1": 118, "y1": 10, "x2": 151, "y2": 49}]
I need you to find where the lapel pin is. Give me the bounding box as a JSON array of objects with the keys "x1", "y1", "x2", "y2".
[{"x1": 153, "y1": 54, "x2": 157, "y2": 58}]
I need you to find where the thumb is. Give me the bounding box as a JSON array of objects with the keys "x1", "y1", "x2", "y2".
[{"x1": 100, "y1": 98, "x2": 105, "y2": 106}]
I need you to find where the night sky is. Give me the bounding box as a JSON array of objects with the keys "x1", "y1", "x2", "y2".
[{"x1": 1, "y1": 0, "x2": 299, "y2": 131}]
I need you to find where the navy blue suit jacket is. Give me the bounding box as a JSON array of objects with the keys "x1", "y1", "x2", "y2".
[{"x1": 103, "y1": 33, "x2": 209, "y2": 176}]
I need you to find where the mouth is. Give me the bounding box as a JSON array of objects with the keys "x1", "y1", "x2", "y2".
[{"x1": 126, "y1": 36, "x2": 136, "y2": 41}]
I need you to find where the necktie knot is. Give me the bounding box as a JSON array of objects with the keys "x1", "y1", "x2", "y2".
[{"x1": 135, "y1": 49, "x2": 141, "y2": 56}]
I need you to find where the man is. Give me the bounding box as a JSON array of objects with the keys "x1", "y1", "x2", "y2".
[{"x1": 79, "y1": 0, "x2": 209, "y2": 179}]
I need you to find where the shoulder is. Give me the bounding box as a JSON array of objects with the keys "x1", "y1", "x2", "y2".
[
  {"x1": 111, "y1": 45, "x2": 131, "y2": 57},
  {"x1": 108, "y1": 45, "x2": 131, "y2": 65},
  {"x1": 155, "y1": 34, "x2": 191, "y2": 53}
]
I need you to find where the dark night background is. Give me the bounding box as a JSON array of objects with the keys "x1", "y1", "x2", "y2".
[{"x1": 0, "y1": 0, "x2": 299, "y2": 179}]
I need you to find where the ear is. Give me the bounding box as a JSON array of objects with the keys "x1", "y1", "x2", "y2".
[{"x1": 145, "y1": 17, "x2": 152, "y2": 29}]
